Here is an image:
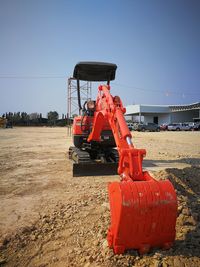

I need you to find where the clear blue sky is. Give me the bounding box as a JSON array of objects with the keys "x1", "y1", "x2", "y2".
[{"x1": 0, "y1": 0, "x2": 200, "y2": 117}]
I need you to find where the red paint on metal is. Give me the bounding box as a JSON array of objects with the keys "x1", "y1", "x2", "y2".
[{"x1": 107, "y1": 173, "x2": 177, "y2": 254}]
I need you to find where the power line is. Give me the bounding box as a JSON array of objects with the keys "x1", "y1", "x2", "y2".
[
  {"x1": 0, "y1": 75, "x2": 66, "y2": 79},
  {"x1": 113, "y1": 82, "x2": 200, "y2": 96},
  {"x1": 0, "y1": 76, "x2": 199, "y2": 97}
]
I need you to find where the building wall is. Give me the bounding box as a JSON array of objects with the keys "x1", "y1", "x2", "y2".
[
  {"x1": 171, "y1": 110, "x2": 198, "y2": 123},
  {"x1": 125, "y1": 104, "x2": 200, "y2": 124},
  {"x1": 140, "y1": 105, "x2": 170, "y2": 113},
  {"x1": 159, "y1": 114, "x2": 171, "y2": 124},
  {"x1": 126, "y1": 105, "x2": 140, "y2": 114},
  {"x1": 125, "y1": 115, "x2": 144, "y2": 122},
  {"x1": 143, "y1": 116, "x2": 153, "y2": 124},
  {"x1": 143, "y1": 114, "x2": 170, "y2": 125}
]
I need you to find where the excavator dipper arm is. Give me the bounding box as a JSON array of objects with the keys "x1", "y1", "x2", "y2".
[{"x1": 88, "y1": 85, "x2": 177, "y2": 254}]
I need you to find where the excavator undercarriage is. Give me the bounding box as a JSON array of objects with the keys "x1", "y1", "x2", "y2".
[{"x1": 69, "y1": 146, "x2": 119, "y2": 176}]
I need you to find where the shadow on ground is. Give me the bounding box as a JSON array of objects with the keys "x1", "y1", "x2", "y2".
[
  {"x1": 166, "y1": 167, "x2": 200, "y2": 257},
  {"x1": 144, "y1": 157, "x2": 200, "y2": 168}
]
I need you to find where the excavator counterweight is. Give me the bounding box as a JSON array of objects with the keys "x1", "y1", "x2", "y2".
[{"x1": 68, "y1": 62, "x2": 177, "y2": 254}]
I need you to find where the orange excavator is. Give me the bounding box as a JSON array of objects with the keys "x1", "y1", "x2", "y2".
[{"x1": 69, "y1": 62, "x2": 177, "y2": 254}]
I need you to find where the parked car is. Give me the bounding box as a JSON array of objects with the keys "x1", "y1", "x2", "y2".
[
  {"x1": 159, "y1": 123, "x2": 168, "y2": 131},
  {"x1": 168, "y1": 123, "x2": 180, "y2": 131},
  {"x1": 186, "y1": 122, "x2": 196, "y2": 130},
  {"x1": 193, "y1": 122, "x2": 200, "y2": 131},
  {"x1": 133, "y1": 122, "x2": 160, "y2": 132},
  {"x1": 168, "y1": 123, "x2": 192, "y2": 131},
  {"x1": 127, "y1": 122, "x2": 134, "y2": 131}
]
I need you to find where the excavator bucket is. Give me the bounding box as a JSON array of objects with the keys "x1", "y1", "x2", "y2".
[{"x1": 107, "y1": 172, "x2": 177, "y2": 254}]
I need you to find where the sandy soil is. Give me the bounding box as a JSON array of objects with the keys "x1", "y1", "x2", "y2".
[{"x1": 0, "y1": 127, "x2": 200, "y2": 267}]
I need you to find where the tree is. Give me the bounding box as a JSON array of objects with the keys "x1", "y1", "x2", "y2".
[
  {"x1": 29, "y1": 113, "x2": 40, "y2": 120},
  {"x1": 12, "y1": 112, "x2": 21, "y2": 125},
  {"x1": 21, "y1": 112, "x2": 30, "y2": 125},
  {"x1": 47, "y1": 111, "x2": 59, "y2": 126}
]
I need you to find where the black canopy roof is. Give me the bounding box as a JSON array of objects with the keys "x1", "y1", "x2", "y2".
[{"x1": 73, "y1": 61, "x2": 117, "y2": 82}]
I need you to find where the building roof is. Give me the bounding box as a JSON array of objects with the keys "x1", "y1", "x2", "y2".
[
  {"x1": 125, "y1": 102, "x2": 200, "y2": 115},
  {"x1": 169, "y1": 102, "x2": 200, "y2": 111},
  {"x1": 126, "y1": 104, "x2": 170, "y2": 115}
]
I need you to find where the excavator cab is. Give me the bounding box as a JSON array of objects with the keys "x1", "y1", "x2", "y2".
[
  {"x1": 69, "y1": 62, "x2": 119, "y2": 176},
  {"x1": 73, "y1": 61, "x2": 117, "y2": 114},
  {"x1": 73, "y1": 61, "x2": 117, "y2": 82},
  {"x1": 69, "y1": 62, "x2": 177, "y2": 254}
]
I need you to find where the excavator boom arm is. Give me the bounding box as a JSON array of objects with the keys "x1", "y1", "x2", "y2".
[{"x1": 88, "y1": 85, "x2": 146, "y2": 181}]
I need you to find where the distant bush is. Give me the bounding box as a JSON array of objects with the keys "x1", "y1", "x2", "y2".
[{"x1": 2, "y1": 111, "x2": 71, "y2": 127}]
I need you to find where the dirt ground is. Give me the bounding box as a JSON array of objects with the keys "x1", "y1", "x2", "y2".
[{"x1": 0, "y1": 127, "x2": 200, "y2": 267}]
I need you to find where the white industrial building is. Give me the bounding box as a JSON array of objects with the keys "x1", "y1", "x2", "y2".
[{"x1": 125, "y1": 102, "x2": 200, "y2": 125}]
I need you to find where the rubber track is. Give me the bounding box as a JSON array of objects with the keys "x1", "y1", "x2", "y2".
[
  {"x1": 109, "y1": 148, "x2": 119, "y2": 163},
  {"x1": 69, "y1": 146, "x2": 91, "y2": 163}
]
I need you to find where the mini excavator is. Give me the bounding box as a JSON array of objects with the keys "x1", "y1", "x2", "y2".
[{"x1": 69, "y1": 62, "x2": 177, "y2": 254}]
